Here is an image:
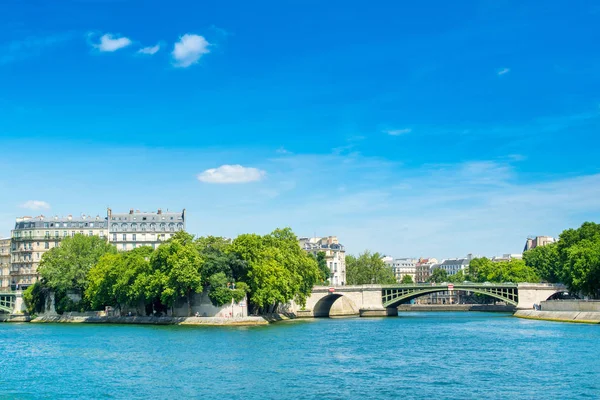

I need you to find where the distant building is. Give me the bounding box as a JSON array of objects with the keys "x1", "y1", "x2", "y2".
[
  {"x1": 10, "y1": 214, "x2": 108, "y2": 289},
  {"x1": 415, "y1": 258, "x2": 438, "y2": 283},
  {"x1": 107, "y1": 208, "x2": 186, "y2": 252},
  {"x1": 437, "y1": 254, "x2": 473, "y2": 276},
  {"x1": 299, "y1": 236, "x2": 346, "y2": 286},
  {"x1": 381, "y1": 257, "x2": 418, "y2": 283},
  {"x1": 491, "y1": 254, "x2": 523, "y2": 262},
  {"x1": 524, "y1": 236, "x2": 555, "y2": 252},
  {"x1": 0, "y1": 238, "x2": 10, "y2": 290}
]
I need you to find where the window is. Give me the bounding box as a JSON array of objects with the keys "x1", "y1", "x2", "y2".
[
  {"x1": 54, "y1": 231, "x2": 59, "y2": 238},
  {"x1": 89, "y1": 231, "x2": 93, "y2": 236},
  {"x1": 45, "y1": 231, "x2": 50, "y2": 238},
  {"x1": 90, "y1": 223, "x2": 94, "y2": 228},
  {"x1": 71, "y1": 231, "x2": 75, "y2": 237},
  {"x1": 113, "y1": 233, "x2": 117, "y2": 242},
  {"x1": 123, "y1": 234, "x2": 127, "y2": 241},
  {"x1": 45, "y1": 242, "x2": 49, "y2": 249},
  {"x1": 133, "y1": 234, "x2": 136, "y2": 242},
  {"x1": 63, "y1": 231, "x2": 68, "y2": 237},
  {"x1": 122, "y1": 244, "x2": 126, "y2": 250},
  {"x1": 131, "y1": 223, "x2": 137, "y2": 232}
]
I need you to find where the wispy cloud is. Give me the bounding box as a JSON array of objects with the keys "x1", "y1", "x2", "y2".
[
  {"x1": 93, "y1": 33, "x2": 132, "y2": 52},
  {"x1": 0, "y1": 33, "x2": 72, "y2": 65},
  {"x1": 137, "y1": 44, "x2": 161, "y2": 55},
  {"x1": 276, "y1": 147, "x2": 291, "y2": 155},
  {"x1": 172, "y1": 34, "x2": 210, "y2": 68},
  {"x1": 197, "y1": 165, "x2": 266, "y2": 184},
  {"x1": 19, "y1": 200, "x2": 51, "y2": 210},
  {"x1": 497, "y1": 67, "x2": 510, "y2": 75},
  {"x1": 385, "y1": 128, "x2": 412, "y2": 136}
]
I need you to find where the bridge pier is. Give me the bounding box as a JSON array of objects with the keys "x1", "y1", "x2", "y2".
[{"x1": 359, "y1": 308, "x2": 398, "y2": 317}]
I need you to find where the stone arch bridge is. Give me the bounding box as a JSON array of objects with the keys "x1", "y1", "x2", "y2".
[{"x1": 300, "y1": 283, "x2": 566, "y2": 317}]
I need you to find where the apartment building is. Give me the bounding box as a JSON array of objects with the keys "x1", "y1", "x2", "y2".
[
  {"x1": 10, "y1": 214, "x2": 108, "y2": 289},
  {"x1": 0, "y1": 238, "x2": 10, "y2": 290},
  {"x1": 524, "y1": 236, "x2": 555, "y2": 252},
  {"x1": 107, "y1": 208, "x2": 186, "y2": 251},
  {"x1": 415, "y1": 258, "x2": 438, "y2": 283},
  {"x1": 299, "y1": 236, "x2": 346, "y2": 286}
]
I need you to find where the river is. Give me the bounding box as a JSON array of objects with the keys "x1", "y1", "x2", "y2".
[{"x1": 1, "y1": 312, "x2": 598, "y2": 399}]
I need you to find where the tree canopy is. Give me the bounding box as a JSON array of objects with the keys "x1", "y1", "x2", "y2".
[
  {"x1": 38, "y1": 234, "x2": 116, "y2": 292},
  {"x1": 346, "y1": 251, "x2": 396, "y2": 285},
  {"x1": 522, "y1": 222, "x2": 600, "y2": 297}
]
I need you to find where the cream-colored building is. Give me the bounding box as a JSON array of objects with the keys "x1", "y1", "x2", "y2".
[
  {"x1": 0, "y1": 238, "x2": 11, "y2": 290},
  {"x1": 107, "y1": 208, "x2": 186, "y2": 251},
  {"x1": 299, "y1": 236, "x2": 346, "y2": 286},
  {"x1": 10, "y1": 214, "x2": 108, "y2": 289},
  {"x1": 524, "y1": 236, "x2": 555, "y2": 252}
]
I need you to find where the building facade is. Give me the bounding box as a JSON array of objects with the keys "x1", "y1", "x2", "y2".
[
  {"x1": 415, "y1": 258, "x2": 438, "y2": 283},
  {"x1": 524, "y1": 236, "x2": 555, "y2": 252},
  {"x1": 107, "y1": 208, "x2": 186, "y2": 251},
  {"x1": 438, "y1": 256, "x2": 472, "y2": 276},
  {"x1": 391, "y1": 258, "x2": 417, "y2": 283},
  {"x1": 0, "y1": 238, "x2": 11, "y2": 290},
  {"x1": 299, "y1": 236, "x2": 346, "y2": 286},
  {"x1": 10, "y1": 214, "x2": 108, "y2": 289}
]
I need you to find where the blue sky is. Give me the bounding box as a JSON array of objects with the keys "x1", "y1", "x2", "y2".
[{"x1": 1, "y1": 0, "x2": 599, "y2": 259}]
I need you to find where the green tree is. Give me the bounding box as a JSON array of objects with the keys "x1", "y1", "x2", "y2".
[
  {"x1": 22, "y1": 282, "x2": 48, "y2": 315},
  {"x1": 38, "y1": 234, "x2": 116, "y2": 293},
  {"x1": 428, "y1": 267, "x2": 448, "y2": 283},
  {"x1": 150, "y1": 231, "x2": 203, "y2": 316},
  {"x1": 229, "y1": 228, "x2": 320, "y2": 313},
  {"x1": 448, "y1": 270, "x2": 465, "y2": 283},
  {"x1": 207, "y1": 272, "x2": 248, "y2": 307},
  {"x1": 400, "y1": 274, "x2": 414, "y2": 284},
  {"x1": 346, "y1": 251, "x2": 396, "y2": 285},
  {"x1": 86, "y1": 246, "x2": 154, "y2": 312},
  {"x1": 523, "y1": 243, "x2": 560, "y2": 283},
  {"x1": 314, "y1": 251, "x2": 330, "y2": 284}
]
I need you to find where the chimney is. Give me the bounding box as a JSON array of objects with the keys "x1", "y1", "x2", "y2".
[
  {"x1": 67, "y1": 215, "x2": 72, "y2": 221},
  {"x1": 157, "y1": 208, "x2": 162, "y2": 215},
  {"x1": 129, "y1": 209, "x2": 134, "y2": 215}
]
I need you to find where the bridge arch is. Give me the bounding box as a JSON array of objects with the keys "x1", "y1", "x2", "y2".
[
  {"x1": 313, "y1": 293, "x2": 359, "y2": 317},
  {"x1": 382, "y1": 286, "x2": 519, "y2": 308},
  {"x1": 0, "y1": 294, "x2": 16, "y2": 313}
]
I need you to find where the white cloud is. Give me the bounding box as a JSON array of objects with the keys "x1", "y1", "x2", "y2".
[
  {"x1": 137, "y1": 44, "x2": 160, "y2": 55},
  {"x1": 197, "y1": 165, "x2": 266, "y2": 184},
  {"x1": 172, "y1": 34, "x2": 210, "y2": 68},
  {"x1": 385, "y1": 128, "x2": 412, "y2": 136},
  {"x1": 94, "y1": 33, "x2": 132, "y2": 52},
  {"x1": 276, "y1": 147, "x2": 291, "y2": 154},
  {"x1": 497, "y1": 67, "x2": 510, "y2": 75},
  {"x1": 20, "y1": 200, "x2": 51, "y2": 210}
]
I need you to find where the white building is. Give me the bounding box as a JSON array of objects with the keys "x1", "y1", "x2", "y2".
[
  {"x1": 436, "y1": 254, "x2": 474, "y2": 276},
  {"x1": 107, "y1": 208, "x2": 186, "y2": 251},
  {"x1": 382, "y1": 256, "x2": 417, "y2": 283},
  {"x1": 10, "y1": 214, "x2": 108, "y2": 288},
  {"x1": 299, "y1": 236, "x2": 346, "y2": 286},
  {"x1": 491, "y1": 253, "x2": 523, "y2": 262}
]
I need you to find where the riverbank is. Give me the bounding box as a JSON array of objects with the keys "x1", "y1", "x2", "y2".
[
  {"x1": 30, "y1": 314, "x2": 269, "y2": 326},
  {"x1": 0, "y1": 314, "x2": 31, "y2": 322},
  {"x1": 397, "y1": 304, "x2": 515, "y2": 312},
  {"x1": 514, "y1": 310, "x2": 600, "y2": 324}
]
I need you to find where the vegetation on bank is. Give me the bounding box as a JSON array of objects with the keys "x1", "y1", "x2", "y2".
[
  {"x1": 523, "y1": 222, "x2": 600, "y2": 298},
  {"x1": 24, "y1": 228, "x2": 322, "y2": 316},
  {"x1": 346, "y1": 251, "x2": 396, "y2": 285}
]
